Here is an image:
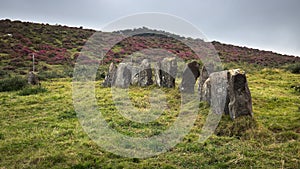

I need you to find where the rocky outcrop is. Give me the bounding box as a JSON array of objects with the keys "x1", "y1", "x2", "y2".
[
  {"x1": 179, "y1": 61, "x2": 200, "y2": 93},
  {"x1": 155, "y1": 57, "x2": 177, "y2": 88}
]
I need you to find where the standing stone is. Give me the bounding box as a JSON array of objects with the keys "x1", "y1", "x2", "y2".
[
  {"x1": 200, "y1": 69, "x2": 253, "y2": 119},
  {"x1": 198, "y1": 63, "x2": 214, "y2": 100},
  {"x1": 180, "y1": 61, "x2": 200, "y2": 93},
  {"x1": 201, "y1": 78, "x2": 211, "y2": 104},
  {"x1": 138, "y1": 59, "x2": 153, "y2": 87},
  {"x1": 200, "y1": 70, "x2": 228, "y2": 105},
  {"x1": 130, "y1": 65, "x2": 139, "y2": 86},
  {"x1": 209, "y1": 71, "x2": 228, "y2": 115},
  {"x1": 154, "y1": 62, "x2": 162, "y2": 87},
  {"x1": 114, "y1": 63, "x2": 131, "y2": 88},
  {"x1": 102, "y1": 62, "x2": 117, "y2": 87},
  {"x1": 227, "y1": 69, "x2": 253, "y2": 119},
  {"x1": 155, "y1": 57, "x2": 177, "y2": 88},
  {"x1": 28, "y1": 71, "x2": 39, "y2": 85}
]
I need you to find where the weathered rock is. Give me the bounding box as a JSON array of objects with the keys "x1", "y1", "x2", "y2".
[
  {"x1": 138, "y1": 59, "x2": 153, "y2": 87},
  {"x1": 208, "y1": 71, "x2": 229, "y2": 114},
  {"x1": 180, "y1": 61, "x2": 200, "y2": 93},
  {"x1": 155, "y1": 57, "x2": 177, "y2": 88},
  {"x1": 201, "y1": 78, "x2": 211, "y2": 104},
  {"x1": 130, "y1": 65, "x2": 139, "y2": 85},
  {"x1": 201, "y1": 70, "x2": 228, "y2": 105},
  {"x1": 114, "y1": 63, "x2": 132, "y2": 88},
  {"x1": 28, "y1": 71, "x2": 39, "y2": 85},
  {"x1": 198, "y1": 63, "x2": 214, "y2": 100},
  {"x1": 200, "y1": 69, "x2": 253, "y2": 119},
  {"x1": 102, "y1": 62, "x2": 117, "y2": 87},
  {"x1": 154, "y1": 62, "x2": 162, "y2": 87},
  {"x1": 227, "y1": 69, "x2": 253, "y2": 119}
]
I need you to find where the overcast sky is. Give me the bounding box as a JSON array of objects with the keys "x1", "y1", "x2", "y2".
[{"x1": 1, "y1": 0, "x2": 300, "y2": 56}]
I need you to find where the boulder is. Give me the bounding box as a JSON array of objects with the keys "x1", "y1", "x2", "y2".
[
  {"x1": 114, "y1": 63, "x2": 132, "y2": 88},
  {"x1": 102, "y1": 62, "x2": 117, "y2": 87},
  {"x1": 155, "y1": 57, "x2": 177, "y2": 88},
  {"x1": 28, "y1": 71, "x2": 39, "y2": 85},
  {"x1": 138, "y1": 59, "x2": 153, "y2": 87},
  {"x1": 180, "y1": 61, "x2": 200, "y2": 93}
]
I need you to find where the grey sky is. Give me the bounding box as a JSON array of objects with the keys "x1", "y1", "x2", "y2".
[{"x1": 0, "y1": 0, "x2": 300, "y2": 56}]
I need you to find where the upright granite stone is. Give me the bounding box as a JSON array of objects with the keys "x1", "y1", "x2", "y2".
[
  {"x1": 227, "y1": 69, "x2": 253, "y2": 119},
  {"x1": 138, "y1": 59, "x2": 153, "y2": 87},
  {"x1": 198, "y1": 63, "x2": 214, "y2": 100},
  {"x1": 180, "y1": 61, "x2": 200, "y2": 93},
  {"x1": 114, "y1": 63, "x2": 132, "y2": 88},
  {"x1": 201, "y1": 78, "x2": 211, "y2": 104},
  {"x1": 201, "y1": 70, "x2": 228, "y2": 105},
  {"x1": 102, "y1": 62, "x2": 117, "y2": 87},
  {"x1": 154, "y1": 62, "x2": 162, "y2": 87},
  {"x1": 28, "y1": 71, "x2": 39, "y2": 85},
  {"x1": 130, "y1": 65, "x2": 139, "y2": 86},
  {"x1": 155, "y1": 57, "x2": 177, "y2": 88},
  {"x1": 207, "y1": 71, "x2": 229, "y2": 114},
  {"x1": 200, "y1": 69, "x2": 253, "y2": 119}
]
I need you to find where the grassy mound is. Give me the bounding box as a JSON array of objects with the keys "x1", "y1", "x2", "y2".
[{"x1": 215, "y1": 116, "x2": 276, "y2": 143}]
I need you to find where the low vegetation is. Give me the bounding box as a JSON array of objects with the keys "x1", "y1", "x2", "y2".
[
  {"x1": 18, "y1": 85, "x2": 47, "y2": 96},
  {"x1": 0, "y1": 76, "x2": 27, "y2": 92},
  {"x1": 1, "y1": 64, "x2": 299, "y2": 168},
  {"x1": 286, "y1": 63, "x2": 300, "y2": 74},
  {"x1": 1, "y1": 19, "x2": 300, "y2": 80}
]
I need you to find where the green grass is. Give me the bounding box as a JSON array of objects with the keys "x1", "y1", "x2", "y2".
[
  {"x1": 18, "y1": 85, "x2": 48, "y2": 96},
  {"x1": 0, "y1": 66, "x2": 299, "y2": 168}
]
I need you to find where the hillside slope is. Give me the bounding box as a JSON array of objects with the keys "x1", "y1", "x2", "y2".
[{"x1": 0, "y1": 19, "x2": 299, "y2": 78}]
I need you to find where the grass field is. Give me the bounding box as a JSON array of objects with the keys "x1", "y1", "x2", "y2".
[{"x1": 0, "y1": 65, "x2": 299, "y2": 168}]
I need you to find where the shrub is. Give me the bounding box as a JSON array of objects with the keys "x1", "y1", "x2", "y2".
[
  {"x1": 0, "y1": 76, "x2": 27, "y2": 92},
  {"x1": 18, "y1": 85, "x2": 47, "y2": 96},
  {"x1": 38, "y1": 71, "x2": 66, "y2": 80},
  {"x1": 287, "y1": 63, "x2": 300, "y2": 74}
]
